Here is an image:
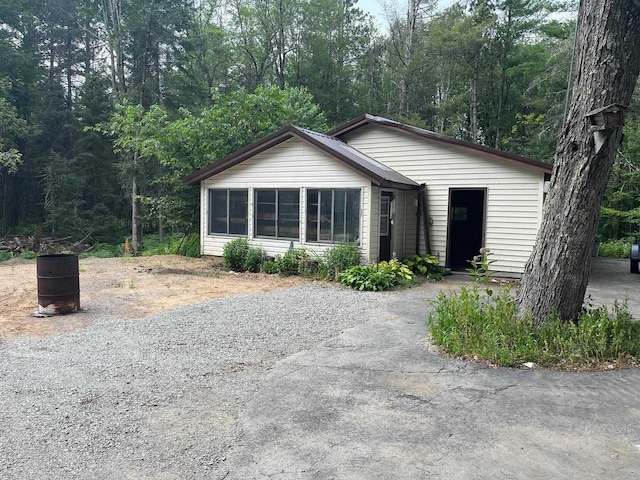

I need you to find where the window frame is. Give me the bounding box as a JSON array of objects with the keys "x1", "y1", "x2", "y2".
[
  {"x1": 207, "y1": 188, "x2": 248, "y2": 236},
  {"x1": 254, "y1": 188, "x2": 301, "y2": 240},
  {"x1": 306, "y1": 188, "x2": 361, "y2": 244}
]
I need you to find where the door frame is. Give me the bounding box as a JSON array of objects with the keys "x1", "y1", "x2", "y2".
[
  {"x1": 445, "y1": 187, "x2": 487, "y2": 268},
  {"x1": 379, "y1": 190, "x2": 394, "y2": 261}
]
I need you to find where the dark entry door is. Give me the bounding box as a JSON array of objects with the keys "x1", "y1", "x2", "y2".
[
  {"x1": 447, "y1": 189, "x2": 486, "y2": 269},
  {"x1": 379, "y1": 192, "x2": 393, "y2": 261}
]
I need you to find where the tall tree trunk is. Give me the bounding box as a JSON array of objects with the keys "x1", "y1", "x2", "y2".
[
  {"x1": 471, "y1": 57, "x2": 479, "y2": 143},
  {"x1": 131, "y1": 154, "x2": 140, "y2": 255},
  {"x1": 516, "y1": 0, "x2": 640, "y2": 323}
]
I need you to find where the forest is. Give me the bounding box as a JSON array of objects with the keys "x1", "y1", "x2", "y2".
[{"x1": 0, "y1": 0, "x2": 638, "y2": 251}]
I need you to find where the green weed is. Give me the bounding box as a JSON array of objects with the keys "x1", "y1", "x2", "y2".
[{"x1": 429, "y1": 286, "x2": 640, "y2": 368}]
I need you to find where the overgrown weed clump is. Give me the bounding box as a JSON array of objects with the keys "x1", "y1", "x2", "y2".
[{"x1": 429, "y1": 286, "x2": 640, "y2": 370}]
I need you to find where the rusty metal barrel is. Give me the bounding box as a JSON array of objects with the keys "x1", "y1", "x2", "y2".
[{"x1": 37, "y1": 254, "x2": 80, "y2": 314}]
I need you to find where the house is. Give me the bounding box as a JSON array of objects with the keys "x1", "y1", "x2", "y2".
[{"x1": 183, "y1": 114, "x2": 553, "y2": 274}]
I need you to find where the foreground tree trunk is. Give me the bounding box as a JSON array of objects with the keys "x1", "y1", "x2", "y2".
[{"x1": 516, "y1": 0, "x2": 640, "y2": 323}]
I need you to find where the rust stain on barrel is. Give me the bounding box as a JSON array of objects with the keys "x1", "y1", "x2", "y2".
[{"x1": 37, "y1": 254, "x2": 80, "y2": 314}]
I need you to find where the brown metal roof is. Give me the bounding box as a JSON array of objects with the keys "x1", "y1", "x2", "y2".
[
  {"x1": 328, "y1": 114, "x2": 553, "y2": 174},
  {"x1": 183, "y1": 125, "x2": 419, "y2": 190}
]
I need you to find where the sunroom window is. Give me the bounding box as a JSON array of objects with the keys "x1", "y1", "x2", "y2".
[
  {"x1": 208, "y1": 189, "x2": 248, "y2": 235},
  {"x1": 255, "y1": 189, "x2": 300, "y2": 239},
  {"x1": 306, "y1": 189, "x2": 360, "y2": 243}
]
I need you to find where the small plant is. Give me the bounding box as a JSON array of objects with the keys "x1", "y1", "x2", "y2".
[
  {"x1": 319, "y1": 243, "x2": 362, "y2": 280},
  {"x1": 261, "y1": 260, "x2": 279, "y2": 274},
  {"x1": 466, "y1": 247, "x2": 495, "y2": 282},
  {"x1": 338, "y1": 259, "x2": 415, "y2": 291},
  {"x1": 222, "y1": 238, "x2": 250, "y2": 271},
  {"x1": 19, "y1": 250, "x2": 37, "y2": 260},
  {"x1": 222, "y1": 238, "x2": 265, "y2": 272},
  {"x1": 244, "y1": 246, "x2": 266, "y2": 273},
  {"x1": 403, "y1": 254, "x2": 449, "y2": 280},
  {"x1": 275, "y1": 248, "x2": 309, "y2": 276}
]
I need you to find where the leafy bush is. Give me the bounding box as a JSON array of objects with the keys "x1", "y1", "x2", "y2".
[
  {"x1": 223, "y1": 238, "x2": 250, "y2": 271},
  {"x1": 429, "y1": 286, "x2": 640, "y2": 368},
  {"x1": 222, "y1": 238, "x2": 265, "y2": 272},
  {"x1": 274, "y1": 248, "x2": 309, "y2": 276},
  {"x1": 0, "y1": 251, "x2": 12, "y2": 262},
  {"x1": 338, "y1": 259, "x2": 415, "y2": 291},
  {"x1": 319, "y1": 243, "x2": 361, "y2": 280},
  {"x1": 171, "y1": 233, "x2": 201, "y2": 258},
  {"x1": 598, "y1": 239, "x2": 632, "y2": 258},
  {"x1": 261, "y1": 260, "x2": 279, "y2": 274},
  {"x1": 245, "y1": 246, "x2": 266, "y2": 273},
  {"x1": 403, "y1": 254, "x2": 449, "y2": 280}
]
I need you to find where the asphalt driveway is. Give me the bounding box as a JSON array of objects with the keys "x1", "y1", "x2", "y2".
[{"x1": 222, "y1": 258, "x2": 640, "y2": 479}]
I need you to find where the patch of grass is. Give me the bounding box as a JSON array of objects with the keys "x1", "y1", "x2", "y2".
[
  {"x1": 0, "y1": 251, "x2": 13, "y2": 262},
  {"x1": 429, "y1": 286, "x2": 640, "y2": 369},
  {"x1": 19, "y1": 250, "x2": 37, "y2": 260},
  {"x1": 80, "y1": 243, "x2": 122, "y2": 259}
]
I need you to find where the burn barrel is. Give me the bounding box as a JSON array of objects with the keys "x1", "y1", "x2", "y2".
[{"x1": 37, "y1": 254, "x2": 80, "y2": 314}]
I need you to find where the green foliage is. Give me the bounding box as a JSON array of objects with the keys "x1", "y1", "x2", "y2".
[
  {"x1": 274, "y1": 248, "x2": 310, "y2": 276},
  {"x1": 599, "y1": 109, "x2": 640, "y2": 240},
  {"x1": 80, "y1": 243, "x2": 122, "y2": 259},
  {"x1": 403, "y1": 254, "x2": 449, "y2": 280},
  {"x1": 429, "y1": 286, "x2": 640, "y2": 368},
  {"x1": 0, "y1": 251, "x2": 12, "y2": 262},
  {"x1": 466, "y1": 248, "x2": 496, "y2": 282},
  {"x1": 338, "y1": 259, "x2": 415, "y2": 291},
  {"x1": 244, "y1": 246, "x2": 266, "y2": 273},
  {"x1": 19, "y1": 250, "x2": 37, "y2": 260},
  {"x1": 222, "y1": 238, "x2": 265, "y2": 272},
  {"x1": 222, "y1": 238, "x2": 250, "y2": 271},
  {"x1": 169, "y1": 233, "x2": 201, "y2": 258},
  {"x1": 318, "y1": 243, "x2": 362, "y2": 280},
  {"x1": 598, "y1": 239, "x2": 633, "y2": 258},
  {"x1": 261, "y1": 261, "x2": 279, "y2": 274}
]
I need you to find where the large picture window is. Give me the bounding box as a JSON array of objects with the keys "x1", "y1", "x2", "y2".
[
  {"x1": 208, "y1": 189, "x2": 248, "y2": 235},
  {"x1": 255, "y1": 189, "x2": 300, "y2": 239},
  {"x1": 306, "y1": 189, "x2": 360, "y2": 243}
]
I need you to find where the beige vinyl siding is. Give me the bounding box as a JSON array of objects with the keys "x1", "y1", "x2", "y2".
[
  {"x1": 344, "y1": 125, "x2": 545, "y2": 273},
  {"x1": 200, "y1": 137, "x2": 372, "y2": 260}
]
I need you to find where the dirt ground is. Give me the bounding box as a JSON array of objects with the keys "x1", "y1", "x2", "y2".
[{"x1": 0, "y1": 255, "x2": 305, "y2": 341}]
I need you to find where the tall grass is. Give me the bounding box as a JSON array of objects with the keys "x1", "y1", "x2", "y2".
[{"x1": 429, "y1": 286, "x2": 640, "y2": 368}]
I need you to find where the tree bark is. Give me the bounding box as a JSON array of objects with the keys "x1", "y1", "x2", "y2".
[
  {"x1": 131, "y1": 153, "x2": 140, "y2": 255},
  {"x1": 516, "y1": 0, "x2": 640, "y2": 323}
]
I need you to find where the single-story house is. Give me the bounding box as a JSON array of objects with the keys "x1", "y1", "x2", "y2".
[{"x1": 183, "y1": 114, "x2": 553, "y2": 274}]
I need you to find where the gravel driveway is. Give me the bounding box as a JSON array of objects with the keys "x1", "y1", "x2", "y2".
[
  {"x1": 2, "y1": 259, "x2": 638, "y2": 479},
  {"x1": 0, "y1": 284, "x2": 395, "y2": 479}
]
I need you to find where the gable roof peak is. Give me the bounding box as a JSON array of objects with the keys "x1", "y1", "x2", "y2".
[{"x1": 329, "y1": 114, "x2": 553, "y2": 174}]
